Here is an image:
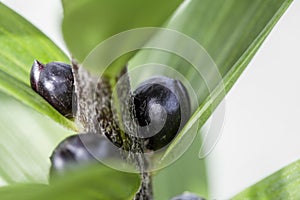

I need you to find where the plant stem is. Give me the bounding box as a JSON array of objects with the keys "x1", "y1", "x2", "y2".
[
  {"x1": 116, "y1": 67, "x2": 153, "y2": 200},
  {"x1": 72, "y1": 61, "x2": 153, "y2": 199},
  {"x1": 134, "y1": 172, "x2": 153, "y2": 200}
]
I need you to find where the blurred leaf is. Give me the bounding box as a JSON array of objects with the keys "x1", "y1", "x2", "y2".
[
  {"x1": 62, "y1": 0, "x2": 183, "y2": 77},
  {"x1": 0, "y1": 184, "x2": 47, "y2": 200},
  {"x1": 153, "y1": 133, "x2": 208, "y2": 199},
  {"x1": 0, "y1": 3, "x2": 76, "y2": 130},
  {"x1": 232, "y1": 160, "x2": 300, "y2": 199},
  {"x1": 0, "y1": 92, "x2": 74, "y2": 185},
  {"x1": 125, "y1": 0, "x2": 293, "y2": 198},
  {"x1": 0, "y1": 164, "x2": 140, "y2": 200}
]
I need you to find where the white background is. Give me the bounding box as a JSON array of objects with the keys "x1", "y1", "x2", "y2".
[{"x1": 1, "y1": 0, "x2": 300, "y2": 199}]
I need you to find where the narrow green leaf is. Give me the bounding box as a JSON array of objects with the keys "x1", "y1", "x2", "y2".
[
  {"x1": 61, "y1": 0, "x2": 183, "y2": 78},
  {"x1": 232, "y1": 160, "x2": 300, "y2": 199},
  {"x1": 0, "y1": 164, "x2": 140, "y2": 200},
  {"x1": 0, "y1": 92, "x2": 74, "y2": 184},
  {"x1": 0, "y1": 3, "x2": 76, "y2": 130}
]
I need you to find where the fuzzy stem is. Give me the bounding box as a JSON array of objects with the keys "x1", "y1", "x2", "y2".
[
  {"x1": 116, "y1": 67, "x2": 153, "y2": 200},
  {"x1": 134, "y1": 172, "x2": 153, "y2": 200},
  {"x1": 72, "y1": 61, "x2": 153, "y2": 199}
]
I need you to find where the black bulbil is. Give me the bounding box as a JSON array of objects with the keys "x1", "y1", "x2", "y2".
[
  {"x1": 132, "y1": 76, "x2": 191, "y2": 151},
  {"x1": 30, "y1": 60, "x2": 74, "y2": 118},
  {"x1": 50, "y1": 133, "x2": 121, "y2": 178}
]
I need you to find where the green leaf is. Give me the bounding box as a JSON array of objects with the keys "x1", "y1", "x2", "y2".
[
  {"x1": 232, "y1": 160, "x2": 300, "y2": 199},
  {"x1": 0, "y1": 92, "x2": 74, "y2": 185},
  {"x1": 61, "y1": 0, "x2": 183, "y2": 77},
  {"x1": 0, "y1": 3, "x2": 76, "y2": 130},
  {"x1": 0, "y1": 164, "x2": 140, "y2": 200},
  {"x1": 153, "y1": 133, "x2": 208, "y2": 199},
  {"x1": 0, "y1": 184, "x2": 47, "y2": 200}
]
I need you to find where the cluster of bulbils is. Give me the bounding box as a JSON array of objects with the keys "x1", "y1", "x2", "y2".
[{"x1": 30, "y1": 60, "x2": 191, "y2": 176}]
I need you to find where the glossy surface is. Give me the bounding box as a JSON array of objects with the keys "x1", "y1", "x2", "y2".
[
  {"x1": 30, "y1": 60, "x2": 74, "y2": 118},
  {"x1": 132, "y1": 76, "x2": 190, "y2": 151}
]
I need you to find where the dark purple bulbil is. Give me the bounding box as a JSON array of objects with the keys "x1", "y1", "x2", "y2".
[
  {"x1": 50, "y1": 133, "x2": 121, "y2": 177},
  {"x1": 132, "y1": 76, "x2": 191, "y2": 151},
  {"x1": 30, "y1": 60, "x2": 74, "y2": 118}
]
